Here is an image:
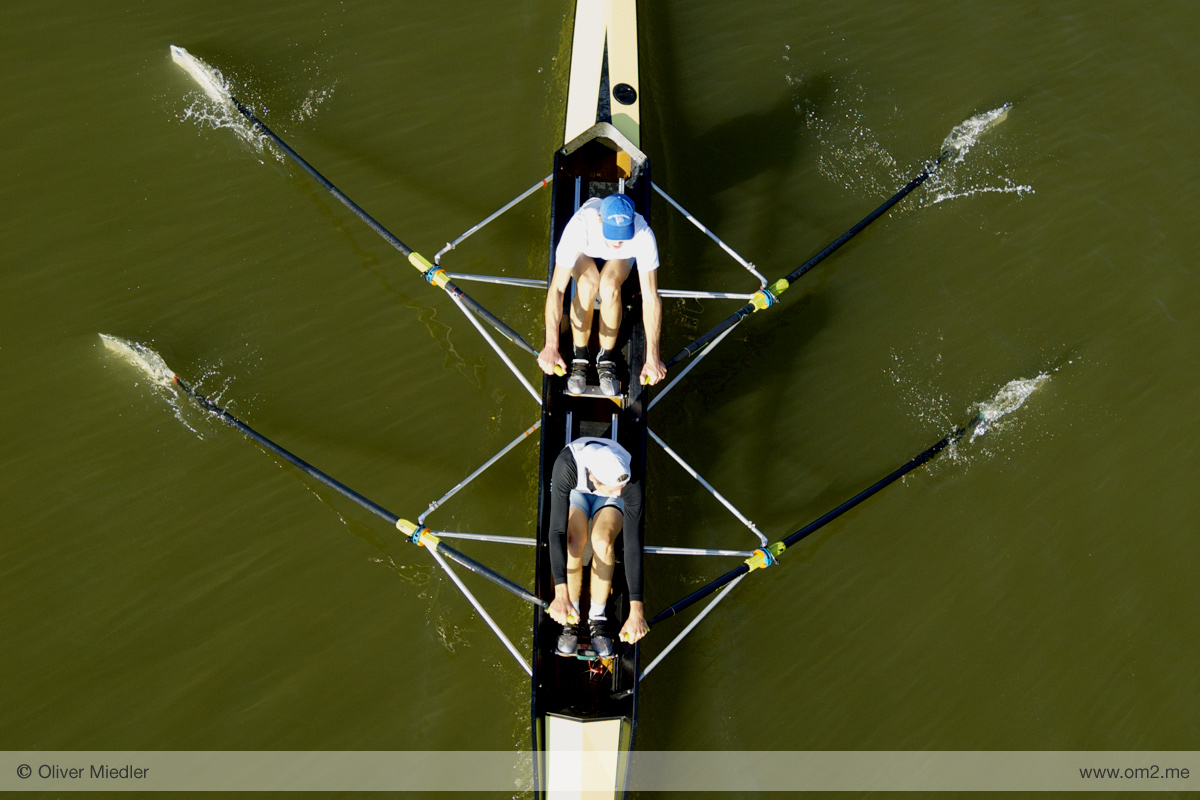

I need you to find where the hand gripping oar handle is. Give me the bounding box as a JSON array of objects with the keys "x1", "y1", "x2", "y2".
[
  {"x1": 647, "y1": 415, "x2": 977, "y2": 628},
  {"x1": 220, "y1": 93, "x2": 537, "y2": 357},
  {"x1": 172, "y1": 374, "x2": 546, "y2": 609},
  {"x1": 665, "y1": 150, "x2": 953, "y2": 368}
]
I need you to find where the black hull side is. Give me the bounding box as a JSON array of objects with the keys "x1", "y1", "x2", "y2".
[{"x1": 531, "y1": 137, "x2": 650, "y2": 797}]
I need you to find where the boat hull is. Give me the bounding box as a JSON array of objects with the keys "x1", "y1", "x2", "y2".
[{"x1": 531, "y1": 125, "x2": 650, "y2": 800}]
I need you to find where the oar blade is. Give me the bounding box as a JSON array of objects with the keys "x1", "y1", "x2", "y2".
[
  {"x1": 941, "y1": 103, "x2": 1011, "y2": 161},
  {"x1": 99, "y1": 334, "x2": 178, "y2": 390},
  {"x1": 169, "y1": 45, "x2": 233, "y2": 107}
]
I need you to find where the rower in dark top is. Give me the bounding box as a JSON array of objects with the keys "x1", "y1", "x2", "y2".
[{"x1": 546, "y1": 436, "x2": 647, "y2": 657}]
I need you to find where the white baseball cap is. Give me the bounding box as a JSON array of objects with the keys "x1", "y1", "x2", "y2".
[{"x1": 585, "y1": 442, "x2": 632, "y2": 487}]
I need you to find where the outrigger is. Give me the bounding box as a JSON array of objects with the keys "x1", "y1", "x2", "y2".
[{"x1": 109, "y1": 3, "x2": 1017, "y2": 797}]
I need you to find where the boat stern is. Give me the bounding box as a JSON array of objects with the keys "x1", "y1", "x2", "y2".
[{"x1": 538, "y1": 712, "x2": 634, "y2": 799}]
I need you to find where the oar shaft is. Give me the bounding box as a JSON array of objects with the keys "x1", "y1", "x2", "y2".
[
  {"x1": 647, "y1": 419, "x2": 972, "y2": 629},
  {"x1": 173, "y1": 375, "x2": 546, "y2": 609},
  {"x1": 227, "y1": 96, "x2": 415, "y2": 257},
  {"x1": 780, "y1": 424, "x2": 963, "y2": 550},
  {"x1": 432, "y1": 542, "x2": 548, "y2": 609},
  {"x1": 782, "y1": 152, "x2": 947, "y2": 287},
  {"x1": 175, "y1": 375, "x2": 401, "y2": 526},
  {"x1": 224, "y1": 94, "x2": 537, "y2": 356},
  {"x1": 664, "y1": 151, "x2": 950, "y2": 368},
  {"x1": 664, "y1": 303, "x2": 752, "y2": 368},
  {"x1": 647, "y1": 564, "x2": 750, "y2": 628}
]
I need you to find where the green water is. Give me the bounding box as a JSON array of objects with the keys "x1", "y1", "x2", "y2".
[{"x1": 3, "y1": 0, "x2": 1198, "y2": 796}]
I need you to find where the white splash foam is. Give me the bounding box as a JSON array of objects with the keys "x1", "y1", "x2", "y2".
[
  {"x1": 798, "y1": 93, "x2": 1033, "y2": 209},
  {"x1": 170, "y1": 45, "x2": 270, "y2": 152},
  {"x1": 971, "y1": 372, "x2": 1050, "y2": 441},
  {"x1": 922, "y1": 103, "x2": 1034, "y2": 206},
  {"x1": 942, "y1": 104, "x2": 1011, "y2": 163},
  {"x1": 798, "y1": 80, "x2": 906, "y2": 197},
  {"x1": 927, "y1": 178, "x2": 1036, "y2": 206},
  {"x1": 100, "y1": 333, "x2": 207, "y2": 434}
]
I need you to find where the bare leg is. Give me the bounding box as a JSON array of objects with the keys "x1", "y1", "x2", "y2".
[
  {"x1": 596, "y1": 259, "x2": 632, "y2": 351},
  {"x1": 569, "y1": 255, "x2": 601, "y2": 350},
  {"x1": 565, "y1": 506, "x2": 589, "y2": 608},
  {"x1": 588, "y1": 506, "x2": 623, "y2": 613}
]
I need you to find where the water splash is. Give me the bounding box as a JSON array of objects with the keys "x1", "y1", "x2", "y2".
[
  {"x1": 923, "y1": 104, "x2": 1034, "y2": 206},
  {"x1": 292, "y1": 84, "x2": 338, "y2": 123},
  {"x1": 798, "y1": 80, "x2": 906, "y2": 198},
  {"x1": 171, "y1": 45, "x2": 337, "y2": 157},
  {"x1": 941, "y1": 104, "x2": 1011, "y2": 163},
  {"x1": 888, "y1": 338, "x2": 1060, "y2": 470},
  {"x1": 171, "y1": 45, "x2": 270, "y2": 151},
  {"x1": 99, "y1": 334, "x2": 237, "y2": 436},
  {"x1": 888, "y1": 339, "x2": 959, "y2": 432},
  {"x1": 798, "y1": 89, "x2": 1033, "y2": 207},
  {"x1": 970, "y1": 373, "x2": 1050, "y2": 441}
]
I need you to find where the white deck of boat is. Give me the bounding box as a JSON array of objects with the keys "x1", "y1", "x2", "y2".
[
  {"x1": 545, "y1": 713, "x2": 630, "y2": 799},
  {"x1": 564, "y1": 0, "x2": 641, "y2": 148}
]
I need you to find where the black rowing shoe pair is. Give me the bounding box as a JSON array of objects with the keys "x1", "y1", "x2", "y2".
[{"x1": 557, "y1": 618, "x2": 615, "y2": 658}]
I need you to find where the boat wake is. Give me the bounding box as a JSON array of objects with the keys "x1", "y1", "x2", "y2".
[{"x1": 99, "y1": 333, "x2": 235, "y2": 437}]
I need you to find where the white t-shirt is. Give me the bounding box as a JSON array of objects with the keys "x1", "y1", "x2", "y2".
[
  {"x1": 566, "y1": 436, "x2": 632, "y2": 492},
  {"x1": 554, "y1": 197, "x2": 659, "y2": 271}
]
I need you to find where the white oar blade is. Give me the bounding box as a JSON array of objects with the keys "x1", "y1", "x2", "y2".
[
  {"x1": 971, "y1": 372, "x2": 1049, "y2": 441},
  {"x1": 99, "y1": 334, "x2": 177, "y2": 390},
  {"x1": 942, "y1": 103, "x2": 1011, "y2": 159},
  {"x1": 170, "y1": 45, "x2": 232, "y2": 107}
]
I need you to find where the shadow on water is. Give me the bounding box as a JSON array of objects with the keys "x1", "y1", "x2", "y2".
[{"x1": 638, "y1": 2, "x2": 844, "y2": 746}]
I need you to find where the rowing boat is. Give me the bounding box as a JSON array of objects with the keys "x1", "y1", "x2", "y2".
[
  {"x1": 141, "y1": 8, "x2": 1014, "y2": 794},
  {"x1": 533, "y1": 2, "x2": 647, "y2": 795}
]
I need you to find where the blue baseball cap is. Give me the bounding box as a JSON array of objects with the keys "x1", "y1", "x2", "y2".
[{"x1": 600, "y1": 194, "x2": 636, "y2": 241}]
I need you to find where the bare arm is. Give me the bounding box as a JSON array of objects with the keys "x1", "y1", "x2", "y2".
[
  {"x1": 538, "y1": 261, "x2": 576, "y2": 375},
  {"x1": 619, "y1": 600, "x2": 647, "y2": 643},
  {"x1": 638, "y1": 268, "x2": 667, "y2": 384}
]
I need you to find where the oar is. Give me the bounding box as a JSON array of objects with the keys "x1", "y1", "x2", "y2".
[
  {"x1": 646, "y1": 414, "x2": 982, "y2": 628},
  {"x1": 169, "y1": 45, "x2": 537, "y2": 357},
  {"x1": 150, "y1": 354, "x2": 546, "y2": 609},
  {"x1": 664, "y1": 148, "x2": 954, "y2": 369}
]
